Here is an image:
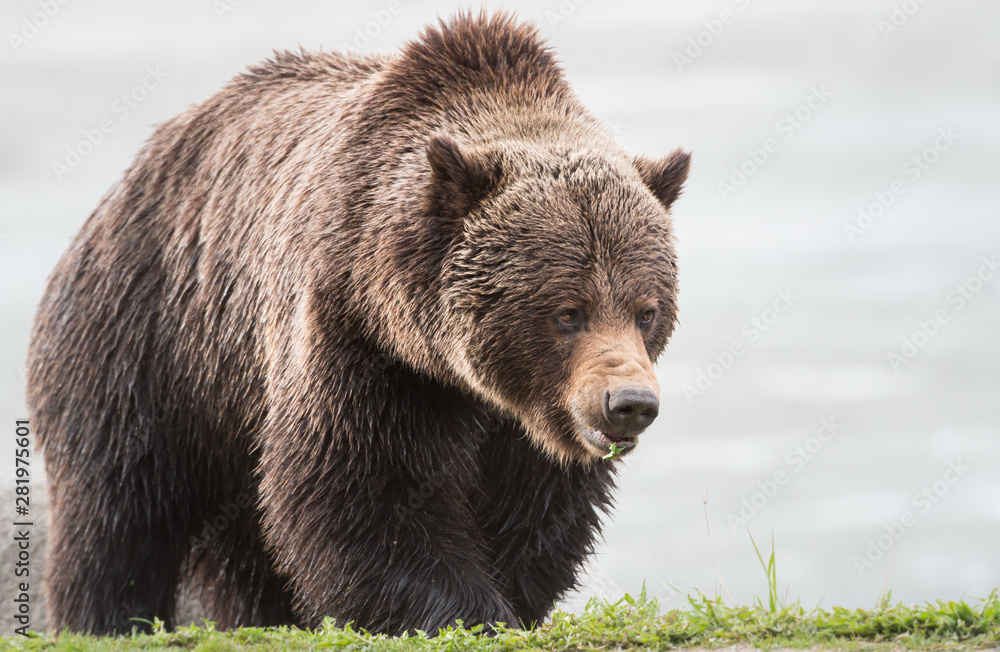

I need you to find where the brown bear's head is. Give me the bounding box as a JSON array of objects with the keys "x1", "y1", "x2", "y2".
[{"x1": 429, "y1": 133, "x2": 689, "y2": 464}]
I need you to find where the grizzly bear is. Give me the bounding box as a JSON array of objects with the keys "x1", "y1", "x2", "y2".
[{"x1": 26, "y1": 11, "x2": 689, "y2": 636}]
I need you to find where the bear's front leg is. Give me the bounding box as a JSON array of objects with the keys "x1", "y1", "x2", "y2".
[
  {"x1": 257, "y1": 344, "x2": 515, "y2": 634},
  {"x1": 474, "y1": 417, "x2": 618, "y2": 627}
]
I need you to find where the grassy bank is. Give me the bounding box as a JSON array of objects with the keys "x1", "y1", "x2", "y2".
[{"x1": 3, "y1": 589, "x2": 999, "y2": 652}]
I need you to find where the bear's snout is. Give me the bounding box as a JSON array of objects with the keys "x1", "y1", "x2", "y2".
[
  {"x1": 567, "y1": 329, "x2": 660, "y2": 456},
  {"x1": 604, "y1": 386, "x2": 659, "y2": 435}
]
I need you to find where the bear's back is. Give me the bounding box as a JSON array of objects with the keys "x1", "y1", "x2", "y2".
[{"x1": 27, "y1": 50, "x2": 388, "y2": 459}]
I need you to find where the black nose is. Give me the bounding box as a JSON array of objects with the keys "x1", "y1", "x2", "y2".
[{"x1": 604, "y1": 387, "x2": 659, "y2": 434}]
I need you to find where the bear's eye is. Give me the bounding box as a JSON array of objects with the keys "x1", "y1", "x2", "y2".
[
  {"x1": 555, "y1": 308, "x2": 583, "y2": 332},
  {"x1": 639, "y1": 309, "x2": 656, "y2": 326}
]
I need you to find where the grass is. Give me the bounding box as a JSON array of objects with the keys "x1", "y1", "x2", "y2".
[
  {"x1": 2, "y1": 588, "x2": 998, "y2": 652},
  {"x1": 4, "y1": 539, "x2": 997, "y2": 651}
]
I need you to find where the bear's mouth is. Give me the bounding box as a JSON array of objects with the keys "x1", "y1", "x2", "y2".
[{"x1": 577, "y1": 424, "x2": 638, "y2": 457}]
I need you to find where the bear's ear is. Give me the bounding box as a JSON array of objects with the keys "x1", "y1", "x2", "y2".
[
  {"x1": 634, "y1": 148, "x2": 691, "y2": 210},
  {"x1": 426, "y1": 134, "x2": 502, "y2": 217}
]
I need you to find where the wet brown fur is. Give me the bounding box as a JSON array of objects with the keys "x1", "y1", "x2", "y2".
[{"x1": 26, "y1": 11, "x2": 689, "y2": 635}]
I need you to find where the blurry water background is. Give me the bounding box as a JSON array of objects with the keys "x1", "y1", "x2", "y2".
[{"x1": 1, "y1": 0, "x2": 998, "y2": 620}]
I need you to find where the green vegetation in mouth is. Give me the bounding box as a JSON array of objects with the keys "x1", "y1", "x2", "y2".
[{"x1": 603, "y1": 441, "x2": 626, "y2": 460}]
